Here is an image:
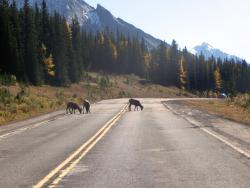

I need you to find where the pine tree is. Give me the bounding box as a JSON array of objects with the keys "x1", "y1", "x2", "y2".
[
  {"x1": 22, "y1": 0, "x2": 42, "y2": 85},
  {"x1": 8, "y1": 1, "x2": 24, "y2": 78},
  {"x1": 70, "y1": 15, "x2": 82, "y2": 82},
  {"x1": 50, "y1": 13, "x2": 69, "y2": 86},
  {"x1": 1, "y1": 0, "x2": 250, "y2": 92},
  {"x1": 41, "y1": 0, "x2": 50, "y2": 48},
  {"x1": 0, "y1": 0, "x2": 11, "y2": 74},
  {"x1": 168, "y1": 40, "x2": 179, "y2": 85}
]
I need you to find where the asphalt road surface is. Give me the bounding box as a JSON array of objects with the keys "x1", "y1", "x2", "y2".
[{"x1": 0, "y1": 99, "x2": 249, "y2": 188}]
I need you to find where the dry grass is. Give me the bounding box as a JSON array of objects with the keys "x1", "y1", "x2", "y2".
[
  {"x1": 0, "y1": 72, "x2": 195, "y2": 125},
  {"x1": 100, "y1": 73, "x2": 195, "y2": 98},
  {"x1": 185, "y1": 100, "x2": 250, "y2": 125}
]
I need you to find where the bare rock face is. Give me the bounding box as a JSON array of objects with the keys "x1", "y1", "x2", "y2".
[{"x1": 16, "y1": 0, "x2": 163, "y2": 49}]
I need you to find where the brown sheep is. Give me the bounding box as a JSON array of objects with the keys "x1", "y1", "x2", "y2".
[
  {"x1": 66, "y1": 102, "x2": 82, "y2": 114},
  {"x1": 83, "y1": 100, "x2": 91, "y2": 114},
  {"x1": 129, "y1": 99, "x2": 143, "y2": 111}
]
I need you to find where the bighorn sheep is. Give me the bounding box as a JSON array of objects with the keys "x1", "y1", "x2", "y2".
[
  {"x1": 128, "y1": 99, "x2": 143, "y2": 111},
  {"x1": 66, "y1": 102, "x2": 82, "y2": 114},
  {"x1": 83, "y1": 100, "x2": 91, "y2": 114}
]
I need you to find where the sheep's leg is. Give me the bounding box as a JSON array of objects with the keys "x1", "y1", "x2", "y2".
[
  {"x1": 69, "y1": 108, "x2": 72, "y2": 114},
  {"x1": 129, "y1": 103, "x2": 132, "y2": 111}
]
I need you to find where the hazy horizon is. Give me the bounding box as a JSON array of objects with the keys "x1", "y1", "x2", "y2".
[{"x1": 86, "y1": 0, "x2": 250, "y2": 62}]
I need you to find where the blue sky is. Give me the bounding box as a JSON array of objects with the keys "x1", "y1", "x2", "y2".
[{"x1": 85, "y1": 0, "x2": 250, "y2": 62}]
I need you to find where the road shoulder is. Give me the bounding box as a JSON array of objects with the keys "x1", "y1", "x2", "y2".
[
  {"x1": 164, "y1": 100, "x2": 250, "y2": 158},
  {"x1": 0, "y1": 109, "x2": 65, "y2": 136}
]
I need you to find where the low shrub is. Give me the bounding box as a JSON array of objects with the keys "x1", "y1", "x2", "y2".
[
  {"x1": 0, "y1": 73, "x2": 17, "y2": 86},
  {"x1": 232, "y1": 93, "x2": 250, "y2": 110},
  {"x1": 98, "y1": 77, "x2": 109, "y2": 89},
  {"x1": 16, "y1": 85, "x2": 28, "y2": 102},
  {"x1": 0, "y1": 88, "x2": 13, "y2": 105},
  {"x1": 118, "y1": 90, "x2": 126, "y2": 97}
]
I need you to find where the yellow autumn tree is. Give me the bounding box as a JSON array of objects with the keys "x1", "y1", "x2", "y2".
[
  {"x1": 40, "y1": 43, "x2": 55, "y2": 77},
  {"x1": 109, "y1": 38, "x2": 117, "y2": 60},
  {"x1": 43, "y1": 54, "x2": 55, "y2": 76},
  {"x1": 214, "y1": 66, "x2": 222, "y2": 94},
  {"x1": 179, "y1": 55, "x2": 187, "y2": 90}
]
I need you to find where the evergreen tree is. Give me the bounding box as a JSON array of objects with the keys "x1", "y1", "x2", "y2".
[
  {"x1": 168, "y1": 40, "x2": 179, "y2": 85},
  {"x1": 0, "y1": 0, "x2": 11, "y2": 74},
  {"x1": 41, "y1": 0, "x2": 50, "y2": 48},
  {"x1": 70, "y1": 15, "x2": 82, "y2": 82},
  {"x1": 22, "y1": 0, "x2": 42, "y2": 85},
  {"x1": 8, "y1": 0, "x2": 24, "y2": 78},
  {"x1": 1, "y1": 0, "x2": 250, "y2": 93},
  {"x1": 50, "y1": 13, "x2": 69, "y2": 86}
]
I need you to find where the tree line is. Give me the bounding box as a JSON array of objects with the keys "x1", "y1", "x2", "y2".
[
  {"x1": 1, "y1": 0, "x2": 250, "y2": 94},
  {"x1": 149, "y1": 41, "x2": 250, "y2": 94}
]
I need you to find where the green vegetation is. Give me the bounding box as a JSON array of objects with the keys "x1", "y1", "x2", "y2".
[
  {"x1": 0, "y1": 74, "x2": 17, "y2": 85},
  {"x1": 1, "y1": 0, "x2": 250, "y2": 95},
  {"x1": 98, "y1": 76, "x2": 110, "y2": 90},
  {"x1": 1, "y1": 0, "x2": 249, "y2": 125}
]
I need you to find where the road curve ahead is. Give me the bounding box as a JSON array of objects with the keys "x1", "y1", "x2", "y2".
[{"x1": 0, "y1": 99, "x2": 250, "y2": 188}]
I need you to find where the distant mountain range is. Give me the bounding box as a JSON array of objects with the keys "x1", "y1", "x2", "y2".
[
  {"x1": 16, "y1": 0, "x2": 244, "y2": 60},
  {"x1": 16, "y1": 0, "x2": 162, "y2": 49},
  {"x1": 191, "y1": 42, "x2": 241, "y2": 61}
]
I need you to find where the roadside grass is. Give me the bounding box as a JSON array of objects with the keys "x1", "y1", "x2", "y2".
[
  {"x1": 0, "y1": 86, "x2": 63, "y2": 125},
  {"x1": 0, "y1": 72, "x2": 195, "y2": 125},
  {"x1": 233, "y1": 93, "x2": 250, "y2": 110},
  {"x1": 185, "y1": 97, "x2": 250, "y2": 125}
]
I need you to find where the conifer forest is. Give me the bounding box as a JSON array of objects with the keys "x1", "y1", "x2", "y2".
[{"x1": 1, "y1": 0, "x2": 250, "y2": 94}]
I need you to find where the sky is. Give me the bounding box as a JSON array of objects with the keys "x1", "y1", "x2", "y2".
[{"x1": 85, "y1": 0, "x2": 250, "y2": 62}]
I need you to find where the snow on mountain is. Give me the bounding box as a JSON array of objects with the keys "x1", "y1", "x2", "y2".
[
  {"x1": 192, "y1": 42, "x2": 241, "y2": 61},
  {"x1": 17, "y1": 0, "x2": 94, "y2": 25},
  {"x1": 16, "y1": 0, "x2": 162, "y2": 49}
]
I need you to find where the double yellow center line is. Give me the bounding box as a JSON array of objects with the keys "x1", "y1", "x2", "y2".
[{"x1": 33, "y1": 104, "x2": 128, "y2": 188}]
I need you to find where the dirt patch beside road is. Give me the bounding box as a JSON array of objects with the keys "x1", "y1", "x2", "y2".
[{"x1": 184, "y1": 100, "x2": 250, "y2": 126}]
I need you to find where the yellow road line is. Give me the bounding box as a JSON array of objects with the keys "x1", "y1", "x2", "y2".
[{"x1": 33, "y1": 104, "x2": 128, "y2": 188}]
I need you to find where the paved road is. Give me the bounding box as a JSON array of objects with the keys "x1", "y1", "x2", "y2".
[
  {"x1": 0, "y1": 99, "x2": 126, "y2": 188},
  {"x1": 0, "y1": 99, "x2": 250, "y2": 188}
]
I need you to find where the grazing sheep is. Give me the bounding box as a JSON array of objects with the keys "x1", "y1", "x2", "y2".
[
  {"x1": 66, "y1": 102, "x2": 82, "y2": 114},
  {"x1": 129, "y1": 99, "x2": 143, "y2": 111},
  {"x1": 83, "y1": 100, "x2": 91, "y2": 114}
]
